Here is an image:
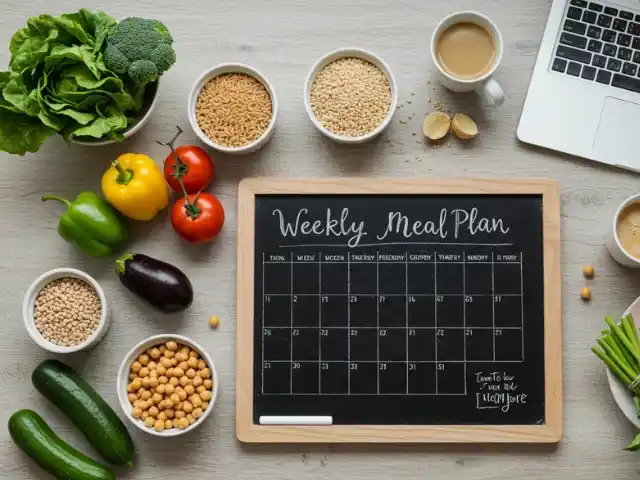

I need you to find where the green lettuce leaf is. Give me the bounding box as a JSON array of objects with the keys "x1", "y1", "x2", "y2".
[
  {"x1": 45, "y1": 45, "x2": 101, "y2": 79},
  {"x1": 0, "y1": 108, "x2": 56, "y2": 155},
  {"x1": 63, "y1": 105, "x2": 127, "y2": 140}
]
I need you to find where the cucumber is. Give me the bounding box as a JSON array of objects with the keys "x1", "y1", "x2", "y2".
[
  {"x1": 9, "y1": 409, "x2": 115, "y2": 480},
  {"x1": 32, "y1": 359, "x2": 135, "y2": 466}
]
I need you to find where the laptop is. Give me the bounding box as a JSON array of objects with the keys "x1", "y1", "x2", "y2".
[{"x1": 518, "y1": 0, "x2": 640, "y2": 173}]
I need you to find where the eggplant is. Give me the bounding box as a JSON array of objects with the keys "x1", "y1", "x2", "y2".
[{"x1": 115, "y1": 253, "x2": 193, "y2": 313}]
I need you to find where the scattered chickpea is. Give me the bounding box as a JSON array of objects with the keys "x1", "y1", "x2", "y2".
[
  {"x1": 138, "y1": 354, "x2": 149, "y2": 365},
  {"x1": 144, "y1": 417, "x2": 155, "y2": 427},
  {"x1": 580, "y1": 287, "x2": 591, "y2": 301},
  {"x1": 583, "y1": 265, "x2": 595, "y2": 278},
  {"x1": 208, "y1": 315, "x2": 220, "y2": 329},
  {"x1": 154, "y1": 420, "x2": 164, "y2": 432}
]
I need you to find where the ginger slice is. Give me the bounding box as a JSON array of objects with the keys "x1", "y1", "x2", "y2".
[
  {"x1": 451, "y1": 113, "x2": 478, "y2": 140},
  {"x1": 422, "y1": 112, "x2": 451, "y2": 141}
]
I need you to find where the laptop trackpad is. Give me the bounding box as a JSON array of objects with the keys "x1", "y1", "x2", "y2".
[{"x1": 594, "y1": 97, "x2": 640, "y2": 170}]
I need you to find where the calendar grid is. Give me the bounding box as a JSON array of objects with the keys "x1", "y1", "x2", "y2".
[{"x1": 260, "y1": 249, "x2": 526, "y2": 396}]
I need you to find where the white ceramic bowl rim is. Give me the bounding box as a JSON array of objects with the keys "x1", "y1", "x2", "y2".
[
  {"x1": 303, "y1": 47, "x2": 398, "y2": 143},
  {"x1": 187, "y1": 63, "x2": 278, "y2": 153},
  {"x1": 22, "y1": 268, "x2": 108, "y2": 353},
  {"x1": 117, "y1": 334, "x2": 219, "y2": 437},
  {"x1": 611, "y1": 194, "x2": 640, "y2": 266}
]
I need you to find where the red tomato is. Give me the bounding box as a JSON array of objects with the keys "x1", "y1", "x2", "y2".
[
  {"x1": 171, "y1": 192, "x2": 224, "y2": 244},
  {"x1": 163, "y1": 145, "x2": 214, "y2": 194}
]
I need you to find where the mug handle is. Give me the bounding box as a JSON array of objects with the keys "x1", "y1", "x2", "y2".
[{"x1": 475, "y1": 78, "x2": 505, "y2": 107}]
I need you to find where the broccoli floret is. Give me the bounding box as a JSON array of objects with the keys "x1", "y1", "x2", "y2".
[{"x1": 103, "y1": 17, "x2": 176, "y2": 84}]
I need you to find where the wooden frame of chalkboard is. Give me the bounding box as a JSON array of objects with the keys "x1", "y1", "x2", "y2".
[{"x1": 236, "y1": 178, "x2": 561, "y2": 443}]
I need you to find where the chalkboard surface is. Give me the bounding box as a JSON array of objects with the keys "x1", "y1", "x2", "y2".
[{"x1": 236, "y1": 179, "x2": 562, "y2": 443}]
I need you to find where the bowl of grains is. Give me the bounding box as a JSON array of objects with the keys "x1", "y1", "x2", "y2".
[
  {"x1": 117, "y1": 334, "x2": 218, "y2": 436},
  {"x1": 304, "y1": 48, "x2": 397, "y2": 144},
  {"x1": 22, "y1": 268, "x2": 108, "y2": 353},
  {"x1": 188, "y1": 63, "x2": 277, "y2": 154}
]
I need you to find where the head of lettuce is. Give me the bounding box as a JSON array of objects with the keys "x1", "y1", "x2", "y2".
[{"x1": 0, "y1": 9, "x2": 176, "y2": 155}]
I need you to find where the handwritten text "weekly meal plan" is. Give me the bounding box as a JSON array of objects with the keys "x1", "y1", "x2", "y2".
[{"x1": 271, "y1": 208, "x2": 511, "y2": 247}]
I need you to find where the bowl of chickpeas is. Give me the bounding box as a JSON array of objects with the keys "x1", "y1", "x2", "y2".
[{"x1": 117, "y1": 334, "x2": 218, "y2": 436}]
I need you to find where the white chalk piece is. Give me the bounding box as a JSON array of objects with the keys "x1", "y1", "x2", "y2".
[{"x1": 259, "y1": 416, "x2": 333, "y2": 425}]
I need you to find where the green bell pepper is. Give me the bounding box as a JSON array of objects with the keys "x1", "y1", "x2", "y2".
[{"x1": 41, "y1": 192, "x2": 128, "y2": 257}]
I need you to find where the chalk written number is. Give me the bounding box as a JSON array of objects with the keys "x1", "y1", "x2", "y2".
[
  {"x1": 495, "y1": 329, "x2": 503, "y2": 336},
  {"x1": 436, "y1": 295, "x2": 444, "y2": 303},
  {"x1": 321, "y1": 296, "x2": 329, "y2": 303},
  {"x1": 321, "y1": 329, "x2": 329, "y2": 336}
]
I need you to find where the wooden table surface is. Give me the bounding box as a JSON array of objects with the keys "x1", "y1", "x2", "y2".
[{"x1": 2, "y1": 0, "x2": 640, "y2": 478}]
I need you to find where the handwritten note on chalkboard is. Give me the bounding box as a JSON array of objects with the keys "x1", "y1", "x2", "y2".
[{"x1": 252, "y1": 194, "x2": 545, "y2": 426}]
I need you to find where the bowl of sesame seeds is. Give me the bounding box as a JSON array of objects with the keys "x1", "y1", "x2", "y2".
[
  {"x1": 22, "y1": 268, "x2": 108, "y2": 354},
  {"x1": 188, "y1": 63, "x2": 277, "y2": 155},
  {"x1": 304, "y1": 48, "x2": 398, "y2": 144}
]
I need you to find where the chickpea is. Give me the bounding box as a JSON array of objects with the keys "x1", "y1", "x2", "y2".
[
  {"x1": 164, "y1": 350, "x2": 175, "y2": 359},
  {"x1": 186, "y1": 368, "x2": 197, "y2": 379},
  {"x1": 162, "y1": 384, "x2": 173, "y2": 396},
  {"x1": 165, "y1": 408, "x2": 175, "y2": 419},
  {"x1": 175, "y1": 410, "x2": 186, "y2": 419},
  {"x1": 203, "y1": 379, "x2": 213, "y2": 389},
  {"x1": 199, "y1": 390, "x2": 212, "y2": 402},
  {"x1": 178, "y1": 417, "x2": 189, "y2": 429},
  {"x1": 159, "y1": 345, "x2": 167, "y2": 354},
  {"x1": 141, "y1": 377, "x2": 151, "y2": 388},
  {"x1": 156, "y1": 364, "x2": 167, "y2": 376},
  {"x1": 180, "y1": 346, "x2": 190, "y2": 356},
  {"x1": 184, "y1": 384, "x2": 195, "y2": 396},
  {"x1": 156, "y1": 384, "x2": 166, "y2": 395},
  {"x1": 164, "y1": 398, "x2": 175, "y2": 409},
  {"x1": 202, "y1": 402, "x2": 209, "y2": 410},
  {"x1": 165, "y1": 419, "x2": 173, "y2": 430},
  {"x1": 149, "y1": 377, "x2": 160, "y2": 388},
  {"x1": 141, "y1": 411, "x2": 149, "y2": 420},
  {"x1": 175, "y1": 401, "x2": 184, "y2": 411},
  {"x1": 144, "y1": 417, "x2": 155, "y2": 427},
  {"x1": 157, "y1": 412, "x2": 167, "y2": 422},
  {"x1": 192, "y1": 376, "x2": 203, "y2": 387},
  {"x1": 183, "y1": 401, "x2": 193, "y2": 413},
  {"x1": 138, "y1": 354, "x2": 149, "y2": 365},
  {"x1": 179, "y1": 361, "x2": 189, "y2": 371},
  {"x1": 156, "y1": 399, "x2": 166, "y2": 410},
  {"x1": 158, "y1": 376, "x2": 168, "y2": 385},
  {"x1": 147, "y1": 361, "x2": 157, "y2": 370},
  {"x1": 189, "y1": 350, "x2": 199, "y2": 359},
  {"x1": 133, "y1": 399, "x2": 142, "y2": 408},
  {"x1": 199, "y1": 368, "x2": 211, "y2": 379},
  {"x1": 127, "y1": 383, "x2": 135, "y2": 393},
  {"x1": 170, "y1": 358, "x2": 178, "y2": 366},
  {"x1": 154, "y1": 420, "x2": 164, "y2": 432},
  {"x1": 197, "y1": 359, "x2": 207, "y2": 370},
  {"x1": 192, "y1": 407, "x2": 203, "y2": 419},
  {"x1": 196, "y1": 385, "x2": 206, "y2": 394},
  {"x1": 141, "y1": 390, "x2": 152, "y2": 401},
  {"x1": 187, "y1": 414, "x2": 195, "y2": 425},
  {"x1": 166, "y1": 340, "x2": 178, "y2": 351},
  {"x1": 169, "y1": 377, "x2": 180, "y2": 387},
  {"x1": 149, "y1": 370, "x2": 159, "y2": 379},
  {"x1": 192, "y1": 395, "x2": 203, "y2": 408},
  {"x1": 173, "y1": 367, "x2": 185, "y2": 378},
  {"x1": 149, "y1": 348, "x2": 161, "y2": 359},
  {"x1": 179, "y1": 376, "x2": 191, "y2": 387},
  {"x1": 175, "y1": 352, "x2": 188, "y2": 362},
  {"x1": 149, "y1": 406, "x2": 159, "y2": 418},
  {"x1": 139, "y1": 367, "x2": 150, "y2": 378},
  {"x1": 131, "y1": 361, "x2": 142, "y2": 373},
  {"x1": 128, "y1": 393, "x2": 137, "y2": 403},
  {"x1": 152, "y1": 392, "x2": 163, "y2": 404},
  {"x1": 129, "y1": 373, "x2": 138, "y2": 381},
  {"x1": 132, "y1": 408, "x2": 142, "y2": 418},
  {"x1": 177, "y1": 389, "x2": 187, "y2": 401},
  {"x1": 131, "y1": 378, "x2": 142, "y2": 391},
  {"x1": 161, "y1": 357, "x2": 172, "y2": 368}
]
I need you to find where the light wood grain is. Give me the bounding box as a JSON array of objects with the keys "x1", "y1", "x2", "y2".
[
  {"x1": 236, "y1": 178, "x2": 562, "y2": 443},
  {"x1": 1, "y1": 0, "x2": 640, "y2": 477}
]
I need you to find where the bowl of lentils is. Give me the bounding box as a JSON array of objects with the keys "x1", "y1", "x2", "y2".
[
  {"x1": 304, "y1": 48, "x2": 398, "y2": 144},
  {"x1": 188, "y1": 63, "x2": 277, "y2": 155},
  {"x1": 22, "y1": 268, "x2": 108, "y2": 353}
]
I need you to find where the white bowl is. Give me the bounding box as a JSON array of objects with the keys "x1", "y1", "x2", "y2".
[
  {"x1": 22, "y1": 268, "x2": 109, "y2": 353},
  {"x1": 606, "y1": 297, "x2": 640, "y2": 428},
  {"x1": 72, "y1": 81, "x2": 160, "y2": 146},
  {"x1": 187, "y1": 63, "x2": 278, "y2": 155},
  {"x1": 117, "y1": 334, "x2": 219, "y2": 437},
  {"x1": 303, "y1": 47, "x2": 398, "y2": 144}
]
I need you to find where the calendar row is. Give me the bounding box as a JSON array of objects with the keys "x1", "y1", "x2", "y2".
[
  {"x1": 262, "y1": 326, "x2": 523, "y2": 362},
  {"x1": 263, "y1": 293, "x2": 523, "y2": 328},
  {"x1": 262, "y1": 260, "x2": 522, "y2": 295},
  {"x1": 262, "y1": 360, "x2": 468, "y2": 395}
]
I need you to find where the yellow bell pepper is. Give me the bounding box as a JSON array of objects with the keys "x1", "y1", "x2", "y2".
[{"x1": 102, "y1": 153, "x2": 169, "y2": 221}]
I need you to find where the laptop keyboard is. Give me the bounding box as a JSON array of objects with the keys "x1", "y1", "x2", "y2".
[{"x1": 554, "y1": 0, "x2": 640, "y2": 93}]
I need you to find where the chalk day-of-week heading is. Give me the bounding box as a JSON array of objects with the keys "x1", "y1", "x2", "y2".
[{"x1": 271, "y1": 207, "x2": 510, "y2": 247}]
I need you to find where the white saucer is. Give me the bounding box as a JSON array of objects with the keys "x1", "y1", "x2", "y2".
[{"x1": 606, "y1": 296, "x2": 640, "y2": 429}]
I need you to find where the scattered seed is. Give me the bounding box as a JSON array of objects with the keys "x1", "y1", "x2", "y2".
[
  {"x1": 208, "y1": 315, "x2": 220, "y2": 329},
  {"x1": 583, "y1": 265, "x2": 595, "y2": 278},
  {"x1": 580, "y1": 287, "x2": 591, "y2": 301}
]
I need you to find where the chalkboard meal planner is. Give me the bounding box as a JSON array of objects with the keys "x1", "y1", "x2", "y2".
[{"x1": 236, "y1": 178, "x2": 562, "y2": 444}]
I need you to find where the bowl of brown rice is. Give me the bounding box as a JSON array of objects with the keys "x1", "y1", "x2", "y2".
[
  {"x1": 304, "y1": 48, "x2": 398, "y2": 144},
  {"x1": 22, "y1": 268, "x2": 108, "y2": 354},
  {"x1": 188, "y1": 63, "x2": 277, "y2": 154}
]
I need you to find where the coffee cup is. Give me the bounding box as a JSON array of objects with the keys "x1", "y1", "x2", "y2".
[
  {"x1": 606, "y1": 194, "x2": 640, "y2": 268},
  {"x1": 431, "y1": 11, "x2": 505, "y2": 107}
]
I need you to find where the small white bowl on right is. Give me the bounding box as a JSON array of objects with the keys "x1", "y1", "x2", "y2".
[{"x1": 303, "y1": 47, "x2": 398, "y2": 144}]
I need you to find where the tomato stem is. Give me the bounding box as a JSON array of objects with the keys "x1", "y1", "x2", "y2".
[{"x1": 155, "y1": 126, "x2": 188, "y2": 180}]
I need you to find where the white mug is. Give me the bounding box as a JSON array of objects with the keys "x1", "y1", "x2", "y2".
[
  {"x1": 606, "y1": 194, "x2": 640, "y2": 268},
  {"x1": 431, "y1": 11, "x2": 505, "y2": 108}
]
